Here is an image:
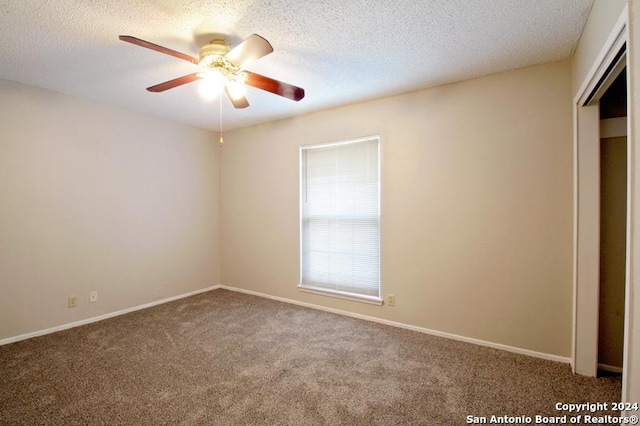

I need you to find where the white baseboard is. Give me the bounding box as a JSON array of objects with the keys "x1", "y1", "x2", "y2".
[
  {"x1": 598, "y1": 363, "x2": 623, "y2": 374},
  {"x1": 218, "y1": 285, "x2": 571, "y2": 365},
  {"x1": 0, "y1": 285, "x2": 221, "y2": 346},
  {"x1": 3, "y1": 283, "x2": 572, "y2": 366}
]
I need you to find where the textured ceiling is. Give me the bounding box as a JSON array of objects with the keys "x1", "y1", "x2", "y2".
[{"x1": 0, "y1": 0, "x2": 594, "y2": 132}]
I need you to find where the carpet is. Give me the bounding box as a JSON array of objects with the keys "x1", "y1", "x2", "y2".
[{"x1": 0, "y1": 289, "x2": 621, "y2": 425}]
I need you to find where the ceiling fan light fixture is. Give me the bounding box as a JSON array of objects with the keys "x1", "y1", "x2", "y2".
[
  {"x1": 197, "y1": 71, "x2": 226, "y2": 100},
  {"x1": 120, "y1": 33, "x2": 305, "y2": 108},
  {"x1": 198, "y1": 70, "x2": 226, "y2": 85}
]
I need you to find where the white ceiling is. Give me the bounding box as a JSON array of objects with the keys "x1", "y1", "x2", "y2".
[{"x1": 0, "y1": 0, "x2": 594, "y2": 132}]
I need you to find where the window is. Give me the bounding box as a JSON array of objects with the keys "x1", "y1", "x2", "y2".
[{"x1": 299, "y1": 136, "x2": 381, "y2": 304}]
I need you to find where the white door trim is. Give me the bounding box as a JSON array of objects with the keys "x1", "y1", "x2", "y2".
[{"x1": 572, "y1": 3, "x2": 630, "y2": 401}]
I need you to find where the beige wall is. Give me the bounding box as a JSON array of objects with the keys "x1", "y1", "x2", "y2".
[
  {"x1": 221, "y1": 60, "x2": 574, "y2": 357},
  {"x1": 0, "y1": 79, "x2": 220, "y2": 340},
  {"x1": 599, "y1": 136, "x2": 627, "y2": 368}
]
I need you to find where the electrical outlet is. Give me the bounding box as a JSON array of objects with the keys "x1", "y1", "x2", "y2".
[
  {"x1": 387, "y1": 294, "x2": 395, "y2": 307},
  {"x1": 89, "y1": 290, "x2": 98, "y2": 303},
  {"x1": 68, "y1": 295, "x2": 78, "y2": 308}
]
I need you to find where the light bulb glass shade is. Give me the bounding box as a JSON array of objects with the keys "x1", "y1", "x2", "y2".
[
  {"x1": 197, "y1": 71, "x2": 226, "y2": 101},
  {"x1": 226, "y1": 80, "x2": 247, "y2": 101}
]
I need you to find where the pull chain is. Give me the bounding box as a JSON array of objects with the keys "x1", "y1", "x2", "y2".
[{"x1": 219, "y1": 94, "x2": 224, "y2": 145}]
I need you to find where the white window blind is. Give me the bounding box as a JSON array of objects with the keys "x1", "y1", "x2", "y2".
[{"x1": 299, "y1": 136, "x2": 381, "y2": 303}]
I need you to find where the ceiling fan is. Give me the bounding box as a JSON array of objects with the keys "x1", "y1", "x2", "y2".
[{"x1": 119, "y1": 34, "x2": 305, "y2": 109}]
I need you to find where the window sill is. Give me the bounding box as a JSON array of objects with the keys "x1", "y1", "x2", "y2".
[{"x1": 297, "y1": 284, "x2": 384, "y2": 306}]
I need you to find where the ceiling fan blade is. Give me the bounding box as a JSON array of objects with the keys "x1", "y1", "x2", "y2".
[
  {"x1": 147, "y1": 73, "x2": 202, "y2": 92},
  {"x1": 244, "y1": 71, "x2": 305, "y2": 101},
  {"x1": 225, "y1": 34, "x2": 274, "y2": 68},
  {"x1": 224, "y1": 85, "x2": 250, "y2": 109},
  {"x1": 119, "y1": 35, "x2": 198, "y2": 64}
]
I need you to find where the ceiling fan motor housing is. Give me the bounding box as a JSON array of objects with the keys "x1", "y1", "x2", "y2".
[{"x1": 198, "y1": 39, "x2": 231, "y2": 67}]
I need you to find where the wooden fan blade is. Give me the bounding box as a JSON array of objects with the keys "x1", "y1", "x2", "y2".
[
  {"x1": 244, "y1": 71, "x2": 305, "y2": 101},
  {"x1": 225, "y1": 34, "x2": 273, "y2": 68},
  {"x1": 147, "y1": 73, "x2": 202, "y2": 92},
  {"x1": 224, "y1": 85, "x2": 250, "y2": 109},
  {"x1": 119, "y1": 35, "x2": 198, "y2": 64}
]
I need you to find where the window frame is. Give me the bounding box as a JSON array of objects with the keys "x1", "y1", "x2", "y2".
[{"x1": 298, "y1": 135, "x2": 382, "y2": 305}]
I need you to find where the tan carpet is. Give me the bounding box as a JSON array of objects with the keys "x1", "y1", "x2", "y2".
[{"x1": 0, "y1": 289, "x2": 621, "y2": 425}]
